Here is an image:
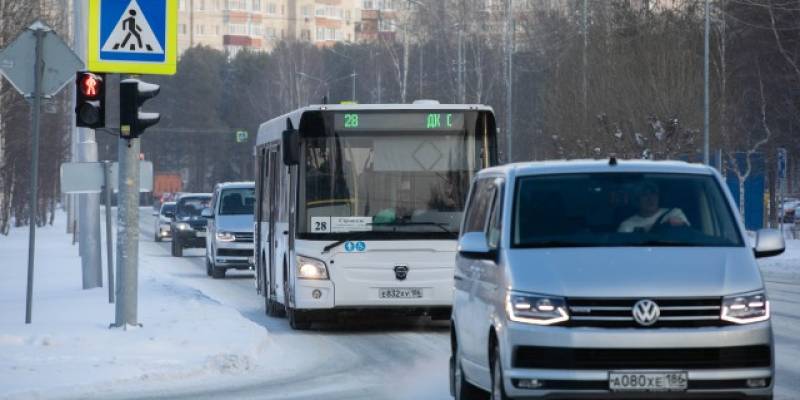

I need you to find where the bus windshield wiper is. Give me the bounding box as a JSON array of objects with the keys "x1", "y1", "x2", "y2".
[{"x1": 369, "y1": 221, "x2": 454, "y2": 233}]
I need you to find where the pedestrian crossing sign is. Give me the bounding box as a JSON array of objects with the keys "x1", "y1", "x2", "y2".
[{"x1": 87, "y1": 0, "x2": 177, "y2": 75}]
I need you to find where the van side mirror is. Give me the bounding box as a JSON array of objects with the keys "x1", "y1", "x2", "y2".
[
  {"x1": 458, "y1": 232, "x2": 494, "y2": 259},
  {"x1": 282, "y1": 129, "x2": 300, "y2": 166},
  {"x1": 754, "y1": 229, "x2": 785, "y2": 258},
  {"x1": 201, "y1": 208, "x2": 214, "y2": 219}
]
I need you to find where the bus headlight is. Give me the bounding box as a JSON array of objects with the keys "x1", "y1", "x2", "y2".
[
  {"x1": 506, "y1": 292, "x2": 569, "y2": 325},
  {"x1": 216, "y1": 231, "x2": 236, "y2": 242},
  {"x1": 297, "y1": 255, "x2": 329, "y2": 280},
  {"x1": 721, "y1": 291, "x2": 769, "y2": 324}
]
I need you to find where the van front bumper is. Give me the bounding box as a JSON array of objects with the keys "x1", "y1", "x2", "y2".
[{"x1": 498, "y1": 321, "x2": 773, "y2": 399}]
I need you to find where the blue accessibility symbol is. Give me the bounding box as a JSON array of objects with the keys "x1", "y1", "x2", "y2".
[
  {"x1": 355, "y1": 241, "x2": 366, "y2": 252},
  {"x1": 344, "y1": 241, "x2": 355, "y2": 252}
]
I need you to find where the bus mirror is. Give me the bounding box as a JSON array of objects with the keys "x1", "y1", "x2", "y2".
[{"x1": 282, "y1": 129, "x2": 300, "y2": 166}]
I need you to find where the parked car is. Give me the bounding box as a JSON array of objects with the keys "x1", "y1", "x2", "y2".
[
  {"x1": 202, "y1": 182, "x2": 255, "y2": 279},
  {"x1": 780, "y1": 197, "x2": 800, "y2": 223},
  {"x1": 170, "y1": 193, "x2": 212, "y2": 257},
  {"x1": 153, "y1": 201, "x2": 176, "y2": 242},
  {"x1": 451, "y1": 159, "x2": 784, "y2": 400}
]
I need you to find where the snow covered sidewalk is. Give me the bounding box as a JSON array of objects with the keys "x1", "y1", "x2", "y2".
[{"x1": 0, "y1": 212, "x2": 271, "y2": 399}]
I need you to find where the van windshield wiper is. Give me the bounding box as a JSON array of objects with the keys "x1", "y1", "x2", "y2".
[
  {"x1": 516, "y1": 240, "x2": 600, "y2": 248},
  {"x1": 635, "y1": 239, "x2": 705, "y2": 247},
  {"x1": 369, "y1": 221, "x2": 454, "y2": 233}
]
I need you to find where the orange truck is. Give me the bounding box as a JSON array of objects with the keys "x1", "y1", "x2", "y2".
[{"x1": 153, "y1": 173, "x2": 182, "y2": 205}]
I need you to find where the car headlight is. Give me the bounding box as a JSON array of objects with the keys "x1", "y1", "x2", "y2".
[
  {"x1": 216, "y1": 232, "x2": 236, "y2": 242},
  {"x1": 296, "y1": 255, "x2": 329, "y2": 280},
  {"x1": 721, "y1": 291, "x2": 769, "y2": 324},
  {"x1": 506, "y1": 292, "x2": 569, "y2": 325},
  {"x1": 175, "y1": 222, "x2": 191, "y2": 231}
]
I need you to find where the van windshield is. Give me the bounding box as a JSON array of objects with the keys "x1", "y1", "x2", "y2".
[
  {"x1": 512, "y1": 173, "x2": 743, "y2": 248},
  {"x1": 219, "y1": 188, "x2": 255, "y2": 215},
  {"x1": 177, "y1": 197, "x2": 210, "y2": 218}
]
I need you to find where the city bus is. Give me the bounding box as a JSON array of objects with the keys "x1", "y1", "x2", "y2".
[{"x1": 253, "y1": 102, "x2": 498, "y2": 329}]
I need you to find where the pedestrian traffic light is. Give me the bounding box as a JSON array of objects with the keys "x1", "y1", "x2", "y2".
[
  {"x1": 75, "y1": 72, "x2": 105, "y2": 128},
  {"x1": 119, "y1": 78, "x2": 160, "y2": 139}
]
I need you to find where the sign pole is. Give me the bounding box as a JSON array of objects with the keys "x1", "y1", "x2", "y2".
[
  {"x1": 103, "y1": 161, "x2": 115, "y2": 304},
  {"x1": 25, "y1": 26, "x2": 46, "y2": 324},
  {"x1": 113, "y1": 135, "x2": 141, "y2": 327}
]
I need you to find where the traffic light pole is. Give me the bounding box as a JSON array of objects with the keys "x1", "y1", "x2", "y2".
[{"x1": 113, "y1": 136, "x2": 140, "y2": 327}]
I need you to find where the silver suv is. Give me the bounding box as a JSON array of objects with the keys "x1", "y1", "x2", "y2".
[
  {"x1": 203, "y1": 182, "x2": 256, "y2": 279},
  {"x1": 451, "y1": 159, "x2": 784, "y2": 400}
]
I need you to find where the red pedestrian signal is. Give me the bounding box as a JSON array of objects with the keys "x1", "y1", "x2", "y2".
[{"x1": 75, "y1": 72, "x2": 106, "y2": 129}]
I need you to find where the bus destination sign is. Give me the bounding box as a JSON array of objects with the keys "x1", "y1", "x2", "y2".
[{"x1": 335, "y1": 112, "x2": 465, "y2": 131}]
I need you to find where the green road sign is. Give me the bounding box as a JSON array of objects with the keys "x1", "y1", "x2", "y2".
[{"x1": 236, "y1": 130, "x2": 248, "y2": 143}]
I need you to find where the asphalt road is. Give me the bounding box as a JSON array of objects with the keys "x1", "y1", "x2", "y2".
[{"x1": 134, "y1": 212, "x2": 800, "y2": 400}]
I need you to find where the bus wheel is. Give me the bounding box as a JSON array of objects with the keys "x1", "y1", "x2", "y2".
[{"x1": 287, "y1": 307, "x2": 311, "y2": 330}]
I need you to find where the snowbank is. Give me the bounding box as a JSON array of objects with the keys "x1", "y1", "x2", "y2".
[{"x1": 0, "y1": 212, "x2": 270, "y2": 399}]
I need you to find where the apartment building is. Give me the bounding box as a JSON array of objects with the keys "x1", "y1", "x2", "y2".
[{"x1": 178, "y1": 0, "x2": 360, "y2": 56}]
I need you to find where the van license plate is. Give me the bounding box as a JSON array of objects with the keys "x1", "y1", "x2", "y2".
[
  {"x1": 379, "y1": 288, "x2": 422, "y2": 299},
  {"x1": 609, "y1": 372, "x2": 687, "y2": 391}
]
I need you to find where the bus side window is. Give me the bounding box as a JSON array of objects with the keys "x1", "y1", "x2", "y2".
[{"x1": 261, "y1": 150, "x2": 271, "y2": 222}]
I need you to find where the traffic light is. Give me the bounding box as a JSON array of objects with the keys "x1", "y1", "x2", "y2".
[
  {"x1": 120, "y1": 78, "x2": 160, "y2": 139},
  {"x1": 75, "y1": 72, "x2": 105, "y2": 128}
]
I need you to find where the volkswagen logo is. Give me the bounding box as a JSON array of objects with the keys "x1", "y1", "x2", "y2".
[
  {"x1": 632, "y1": 299, "x2": 660, "y2": 326},
  {"x1": 394, "y1": 265, "x2": 409, "y2": 281}
]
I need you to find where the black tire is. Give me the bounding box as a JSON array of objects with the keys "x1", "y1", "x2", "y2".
[
  {"x1": 205, "y1": 256, "x2": 213, "y2": 276},
  {"x1": 211, "y1": 265, "x2": 226, "y2": 279},
  {"x1": 491, "y1": 345, "x2": 510, "y2": 400},
  {"x1": 450, "y1": 348, "x2": 487, "y2": 399},
  {"x1": 171, "y1": 236, "x2": 183, "y2": 257},
  {"x1": 266, "y1": 297, "x2": 285, "y2": 317},
  {"x1": 287, "y1": 306, "x2": 311, "y2": 330}
]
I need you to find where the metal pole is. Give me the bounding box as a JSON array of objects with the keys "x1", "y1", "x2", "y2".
[
  {"x1": 351, "y1": 71, "x2": 356, "y2": 102},
  {"x1": 505, "y1": 0, "x2": 514, "y2": 163},
  {"x1": 703, "y1": 0, "x2": 710, "y2": 165},
  {"x1": 26, "y1": 27, "x2": 45, "y2": 324},
  {"x1": 104, "y1": 161, "x2": 115, "y2": 304},
  {"x1": 114, "y1": 137, "x2": 140, "y2": 327},
  {"x1": 75, "y1": 0, "x2": 103, "y2": 289},
  {"x1": 582, "y1": 0, "x2": 588, "y2": 121}
]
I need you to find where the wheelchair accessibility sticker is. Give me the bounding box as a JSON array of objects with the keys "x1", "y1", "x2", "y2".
[{"x1": 344, "y1": 241, "x2": 366, "y2": 252}]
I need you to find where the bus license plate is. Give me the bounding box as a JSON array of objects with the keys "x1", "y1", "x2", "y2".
[
  {"x1": 609, "y1": 372, "x2": 687, "y2": 392},
  {"x1": 379, "y1": 288, "x2": 422, "y2": 299}
]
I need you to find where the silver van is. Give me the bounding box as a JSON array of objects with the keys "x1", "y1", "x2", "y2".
[
  {"x1": 202, "y1": 182, "x2": 256, "y2": 279},
  {"x1": 451, "y1": 160, "x2": 784, "y2": 400}
]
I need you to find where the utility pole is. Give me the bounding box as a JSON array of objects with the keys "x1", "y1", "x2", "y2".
[
  {"x1": 75, "y1": 0, "x2": 103, "y2": 289},
  {"x1": 504, "y1": 0, "x2": 514, "y2": 163},
  {"x1": 703, "y1": 0, "x2": 710, "y2": 165},
  {"x1": 582, "y1": 0, "x2": 588, "y2": 121}
]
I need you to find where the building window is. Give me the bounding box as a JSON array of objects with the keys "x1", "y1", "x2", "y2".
[
  {"x1": 362, "y1": 0, "x2": 374, "y2": 9},
  {"x1": 253, "y1": 0, "x2": 261, "y2": 11},
  {"x1": 267, "y1": 2, "x2": 276, "y2": 14},
  {"x1": 197, "y1": 0, "x2": 205, "y2": 11},
  {"x1": 180, "y1": 0, "x2": 186, "y2": 11},
  {"x1": 179, "y1": 24, "x2": 187, "y2": 34},
  {"x1": 251, "y1": 23, "x2": 263, "y2": 36},
  {"x1": 378, "y1": 19, "x2": 396, "y2": 32},
  {"x1": 226, "y1": 0, "x2": 247, "y2": 10},
  {"x1": 196, "y1": 24, "x2": 206, "y2": 35},
  {"x1": 215, "y1": 25, "x2": 220, "y2": 35},
  {"x1": 228, "y1": 23, "x2": 248, "y2": 34}
]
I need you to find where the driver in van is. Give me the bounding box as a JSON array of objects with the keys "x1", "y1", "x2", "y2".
[{"x1": 618, "y1": 182, "x2": 689, "y2": 233}]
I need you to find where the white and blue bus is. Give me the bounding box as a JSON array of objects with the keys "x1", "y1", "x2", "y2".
[{"x1": 254, "y1": 102, "x2": 498, "y2": 329}]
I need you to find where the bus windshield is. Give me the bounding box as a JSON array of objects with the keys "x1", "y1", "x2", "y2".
[{"x1": 299, "y1": 132, "x2": 478, "y2": 238}]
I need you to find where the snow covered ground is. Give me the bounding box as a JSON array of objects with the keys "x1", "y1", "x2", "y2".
[{"x1": 0, "y1": 211, "x2": 315, "y2": 400}]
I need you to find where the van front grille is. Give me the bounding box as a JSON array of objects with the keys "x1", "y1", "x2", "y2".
[
  {"x1": 566, "y1": 297, "x2": 724, "y2": 328},
  {"x1": 512, "y1": 345, "x2": 771, "y2": 370}
]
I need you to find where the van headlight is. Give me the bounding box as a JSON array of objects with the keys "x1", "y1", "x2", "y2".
[
  {"x1": 506, "y1": 292, "x2": 569, "y2": 325},
  {"x1": 216, "y1": 231, "x2": 235, "y2": 242},
  {"x1": 721, "y1": 291, "x2": 769, "y2": 324},
  {"x1": 297, "y1": 255, "x2": 329, "y2": 280}
]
